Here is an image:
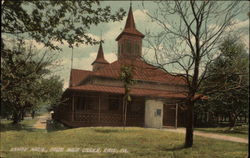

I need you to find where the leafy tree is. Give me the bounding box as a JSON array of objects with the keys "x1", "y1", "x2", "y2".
[
  {"x1": 119, "y1": 65, "x2": 136, "y2": 130},
  {"x1": 143, "y1": 1, "x2": 244, "y2": 147},
  {"x1": 201, "y1": 36, "x2": 249, "y2": 129},
  {"x1": 1, "y1": 0, "x2": 126, "y2": 92},
  {"x1": 1, "y1": 1, "x2": 125, "y2": 122},
  {"x1": 41, "y1": 76, "x2": 64, "y2": 112},
  {"x1": 1, "y1": 40, "x2": 63, "y2": 124},
  {"x1": 2, "y1": 0, "x2": 126, "y2": 50}
]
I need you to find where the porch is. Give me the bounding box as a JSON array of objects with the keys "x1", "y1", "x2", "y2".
[{"x1": 54, "y1": 92, "x2": 145, "y2": 127}]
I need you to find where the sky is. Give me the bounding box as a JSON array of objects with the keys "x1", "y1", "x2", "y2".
[{"x1": 33, "y1": 1, "x2": 249, "y2": 89}]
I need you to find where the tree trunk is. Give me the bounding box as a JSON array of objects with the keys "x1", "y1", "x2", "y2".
[
  {"x1": 206, "y1": 112, "x2": 209, "y2": 122},
  {"x1": 12, "y1": 111, "x2": 22, "y2": 124},
  {"x1": 229, "y1": 113, "x2": 237, "y2": 130},
  {"x1": 122, "y1": 96, "x2": 127, "y2": 130},
  {"x1": 124, "y1": 100, "x2": 127, "y2": 128},
  {"x1": 31, "y1": 110, "x2": 35, "y2": 119},
  {"x1": 185, "y1": 100, "x2": 194, "y2": 148},
  {"x1": 245, "y1": 114, "x2": 247, "y2": 123}
]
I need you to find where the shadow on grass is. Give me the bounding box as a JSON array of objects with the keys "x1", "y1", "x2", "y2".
[
  {"x1": 160, "y1": 145, "x2": 186, "y2": 151},
  {"x1": 46, "y1": 120, "x2": 69, "y2": 132},
  {"x1": 0, "y1": 122, "x2": 36, "y2": 132},
  {"x1": 94, "y1": 128, "x2": 122, "y2": 133}
]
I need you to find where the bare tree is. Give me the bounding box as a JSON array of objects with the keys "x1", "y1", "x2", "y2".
[{"x1": 142, "y1": 0, "x2": 245, "y2": 147}]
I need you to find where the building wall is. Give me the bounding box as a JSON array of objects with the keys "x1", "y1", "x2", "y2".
[
  {"x1": 55, "y1": 91, "x2": 186, "y2": 128},
  {"x1": 145, "y1": 99, "x2": 164, "y2": 129}
]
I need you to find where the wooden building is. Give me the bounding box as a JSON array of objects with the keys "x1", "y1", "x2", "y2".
[{"x1": 53, "y1": 6, "x2": 189, "y2": 128}]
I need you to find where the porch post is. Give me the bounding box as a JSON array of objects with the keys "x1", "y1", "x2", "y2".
[
  {"x1": 175, "y1": 103, "x2": 178, "y2": 129},
  {"x1": 98, "y1": 95, "x2": 101, "y2": 123},
  {"x1": 72, "y1": 95, "x2": 75, "y2": 121}
]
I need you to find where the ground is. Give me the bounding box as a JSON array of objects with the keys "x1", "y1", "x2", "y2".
[
  {"x1": 33, "y1": 113, "x2": 51, "y2": 129},
  {"x1": 194, "y1": 126, "x2": 248, "y2": 139},
  {"x1": 165, "y1": 128, "x2": 248, "y2": 143},
  {"x1": 0, "y1": 115, "x2": 248, "y2": 158}
]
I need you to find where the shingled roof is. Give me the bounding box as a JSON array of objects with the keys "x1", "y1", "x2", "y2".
[
  {"x1": 69, "y1": 58, "x2": 186, "y2": 88},
  {"x1": 69, "y1": 69, "x2": 92, "y2": 87},
  {"x1": 92, "y1": 58, "x2": 186, "y2": 85}
]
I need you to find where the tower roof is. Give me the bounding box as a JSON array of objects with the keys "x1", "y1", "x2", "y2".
[
  {"x1": 91, "y1": 42, "x2": 109, "y2": 65},
  {"x1": 116, "y1": 6, "x2": 145, "y2": 41},
  {"x1": 125, "y1": 5, "x2": 136, "y2": 29}
]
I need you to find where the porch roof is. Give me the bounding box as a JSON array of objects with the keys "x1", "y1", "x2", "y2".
[{"x1": 67, "y1": 84, "x2": 188, "y2": 99}]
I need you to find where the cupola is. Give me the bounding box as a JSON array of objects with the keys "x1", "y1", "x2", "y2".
[{"x1": 116, "y1": 6, "x2": 145, "y2": 60}]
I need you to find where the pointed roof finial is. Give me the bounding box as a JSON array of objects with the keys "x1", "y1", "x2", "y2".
[
  {"x1": 100, "y1": 29, "x2": 102, "y2": 41},
  {"x1": 130, "y1": 0, "x2": 132, "y2": 7},
  {"x1": 91, "y1": 39, "x2": 109, "y2": 65},
  {"x1": 125, "y1": 4, "x2": 136, "y2": 29}
]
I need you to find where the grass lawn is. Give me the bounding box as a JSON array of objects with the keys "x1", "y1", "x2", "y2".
[
  {"x1": 0, "y1": 119, "x2": 248, "y2": 158},
  {"x1": 194, "y1": 126, "x2": 249, "y2": 139}
]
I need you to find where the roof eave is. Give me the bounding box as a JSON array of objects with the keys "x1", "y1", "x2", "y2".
[
  {"x1": 115, "y1": 31, "x2": 145, "y2": 41},
  {"x1": 91, "y1": 60, "x2": 109, "y2": 65}
]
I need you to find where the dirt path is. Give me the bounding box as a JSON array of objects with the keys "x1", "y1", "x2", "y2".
[
  {"x1": 33, "y1": 113, "x2": 51, "y2": 129},
  {"x1": 163, "y1": 128, "x2": 248, "y2": 144}
]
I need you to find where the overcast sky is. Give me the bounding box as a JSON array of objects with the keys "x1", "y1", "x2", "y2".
[{"x1": 41, "y1": 1, "x2": 249, "y2": 89}]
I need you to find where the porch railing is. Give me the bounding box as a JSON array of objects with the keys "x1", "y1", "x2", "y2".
[
  {"x1": 55, "y1": 110, "x2": 144, "y2": 126},
  {"x1": 73, "y1": 112, "x2": 144, "y2": 126}
]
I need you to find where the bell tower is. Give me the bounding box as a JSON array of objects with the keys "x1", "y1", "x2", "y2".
[{"x1": 116, "y1": 5, "x2": 145, "y2": 60}]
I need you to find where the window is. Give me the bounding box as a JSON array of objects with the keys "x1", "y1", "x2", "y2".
[
  {"x1": 75, "y1": 96, "x2": 80, "y2": 111},
  {"x1": 75, "y1": 96, "x2": 85, "y2": 111},
  {"x1": 125, "y1": 40, "x2": 131, "y2": 54},
  {"x1": 79, "y1": 97, "x2": 85, "y2": 111},
  {"x1": 109, "y1": 96, "x2": 120, "y2": 111},
  {"x1": 118, "y1": 44, "x2": 121, "y2": 56},
  {"x1": 155, "y1": 109, "x2": 161, "y2": 117},
  {"x1": 121, "y1": 43, "x2": 123, "y2": 54},
  {"x1": 85, "y1": 96, "x2": 97, "y2": 110},
  {"x1": 135, "y1": 42, "x2": 139, "y2": 55},
  {"x1": 131, "y1": 41, "x2": 134, "y2": 55}
]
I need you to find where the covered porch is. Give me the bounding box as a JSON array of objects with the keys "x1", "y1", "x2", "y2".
[{"x1": 54, "y1": 91, "x2": 145, "y2": 127}]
